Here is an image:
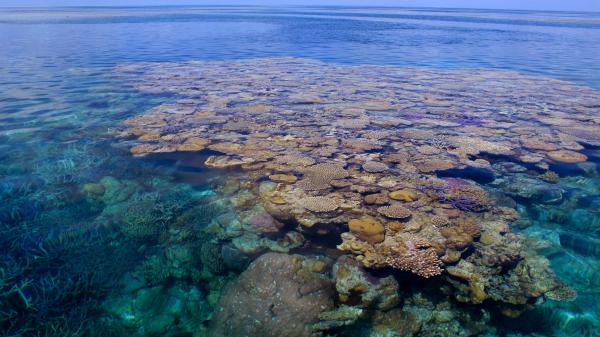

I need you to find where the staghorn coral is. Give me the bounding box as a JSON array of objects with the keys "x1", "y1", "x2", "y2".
[
  {"x1": 545, "y1": 285, "x2": 577, "y2": 301},
  {"x1": 540, "y1": 170, "x2": 560, "y2": 183},
  {"x1": 121, "y1": 198, "x2": 166, "y2": 238},
  {"x1": 430, "y1": 179, "x2": 494, "y2": 212}
]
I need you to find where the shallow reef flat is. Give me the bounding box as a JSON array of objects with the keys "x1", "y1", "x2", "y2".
[{"x1": 113, "y1": 57, "x2": 599, "y2": 336}]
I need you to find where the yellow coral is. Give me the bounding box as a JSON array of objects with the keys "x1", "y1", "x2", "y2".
[{"x1": 348, "y1": 216, "x2": 385, "y2": 244}]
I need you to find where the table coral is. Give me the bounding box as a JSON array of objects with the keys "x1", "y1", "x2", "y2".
[
  {"x1": 377, "y1": 204, "x2": 412, "y2": 220},
  {"x1": 300, "y1": 196, "x2": 341, "y2": 213}
]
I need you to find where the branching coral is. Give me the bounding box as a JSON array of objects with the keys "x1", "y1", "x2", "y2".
[
  {"x1": 120, "y1": 189, "x2": 192, "y2": 239},
  {"x1": 384, "y1": 240, "x2": 443, "y2": 278},
  {"x1": 0, "y1": 226, "x2": 143, "y2": 337}
]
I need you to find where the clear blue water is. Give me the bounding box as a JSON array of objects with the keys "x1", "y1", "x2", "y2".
[{"x1": 1, "y1": 6, "x2": 599, "y2": 336}]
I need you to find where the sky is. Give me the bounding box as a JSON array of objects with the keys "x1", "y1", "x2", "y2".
[{"x1": 1, "y1": 0, "x2": 600, "y2": 12}]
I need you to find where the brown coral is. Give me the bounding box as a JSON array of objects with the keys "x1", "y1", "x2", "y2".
[
  {"x1": 389, "y1": 189, "x2": 418, "y2": 202},
  {"x1": 430, "y1": 215, "x2": 450, "y2": 228},
  {"x1": 296, "y1": 163, "x2": 349, "y2": 190},
  {"x1": 205, "y1": 155, "x2": 250, "y2": 168},
  {"x1": 300, "y1": 196, "x2": 340, "y2": 213},
  {"x1": 384, "y1": 242, "x2": 443, "y2": 278},
  {"x1": 130, "y1": 143, "x2": 159, "y2": 155},
  {"x1": 275, "y1": 154, "x2": 316, "y2": 167},
  {"x1": 362, "y1": 161, "x2": 388, "y2": 173},
  {"x1": 547, "y1": 150, "x2": 588, "y2": 163},
  {"x1": 377, "y1": 204, "x2": 412, "y2": 220},
  {"x1": 268, "y1": 174, "x2": 298, "y2": 184},
  {"x1": 177, "y1": 137, "x2": 210, "y2": 151},
  {"x1": 348, "y1": 217, "x2": 385, "y2": 244}
]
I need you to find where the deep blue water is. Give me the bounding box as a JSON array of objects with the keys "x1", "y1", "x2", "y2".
[
  {"x1": 2, "y1": 7, "x2": 600, "y2": 84},
  {"x1": 1, "y1": 6, "x2": 599, "y2": 337}
]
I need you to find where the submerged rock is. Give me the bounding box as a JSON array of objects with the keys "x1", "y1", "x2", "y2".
[
  {"x1": 220, "y1": 244, "x2": 250, "y2": 271},
  {"x1": 208, "y1": 253, "x2": 334, "y2": 337},
  {"x1": 311, "y1": 306, "x2": 364, "y2": 332},
  {"x1": 560, "y1": 231, "x2": 600, "y2": 257},
  {"x1": 104, "y1": 282, "x2": 211, "y2": 337},
  {"x1": 333, "y1": 256, "x2": 400, "y2": 310}
]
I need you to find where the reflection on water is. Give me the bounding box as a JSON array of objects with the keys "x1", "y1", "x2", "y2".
[{"x1": 0, "y1": 6, "x2": 599, "y2": 337}]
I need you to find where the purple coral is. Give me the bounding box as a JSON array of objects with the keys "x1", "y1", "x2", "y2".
[
  {"x1": 455, "y1": 113, "x2": 484, "y2": 126},
  {"x1": 447, "y1": 195, "x2": 480, "y2": 212},
  {"x1": 418, "y1": 178, "x2": 491, "y2": 212},
  {"x1": 160, "y1": 125, "x2": 183, "y2": 134},
  {"x1": 249, "y1": 212, "x2": 283, "y2": 234}
]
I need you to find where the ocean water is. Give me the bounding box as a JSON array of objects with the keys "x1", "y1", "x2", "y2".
[{"x1": 0, "y1": 6, "x2": 599, "y2": 337}]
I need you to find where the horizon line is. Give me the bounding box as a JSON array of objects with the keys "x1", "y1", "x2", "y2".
[{"x1": 0, "y1": 4, "x2": 599, "y2": 14}]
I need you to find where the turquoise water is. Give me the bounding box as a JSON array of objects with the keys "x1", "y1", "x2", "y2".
[{"x1": 0, "y1": 6, "x2": 599, "y2": 337}]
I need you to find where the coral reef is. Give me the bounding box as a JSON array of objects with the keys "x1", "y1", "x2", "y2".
[{"x1": 111, "y1": 57, "x2": 600, "y2": 335}]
